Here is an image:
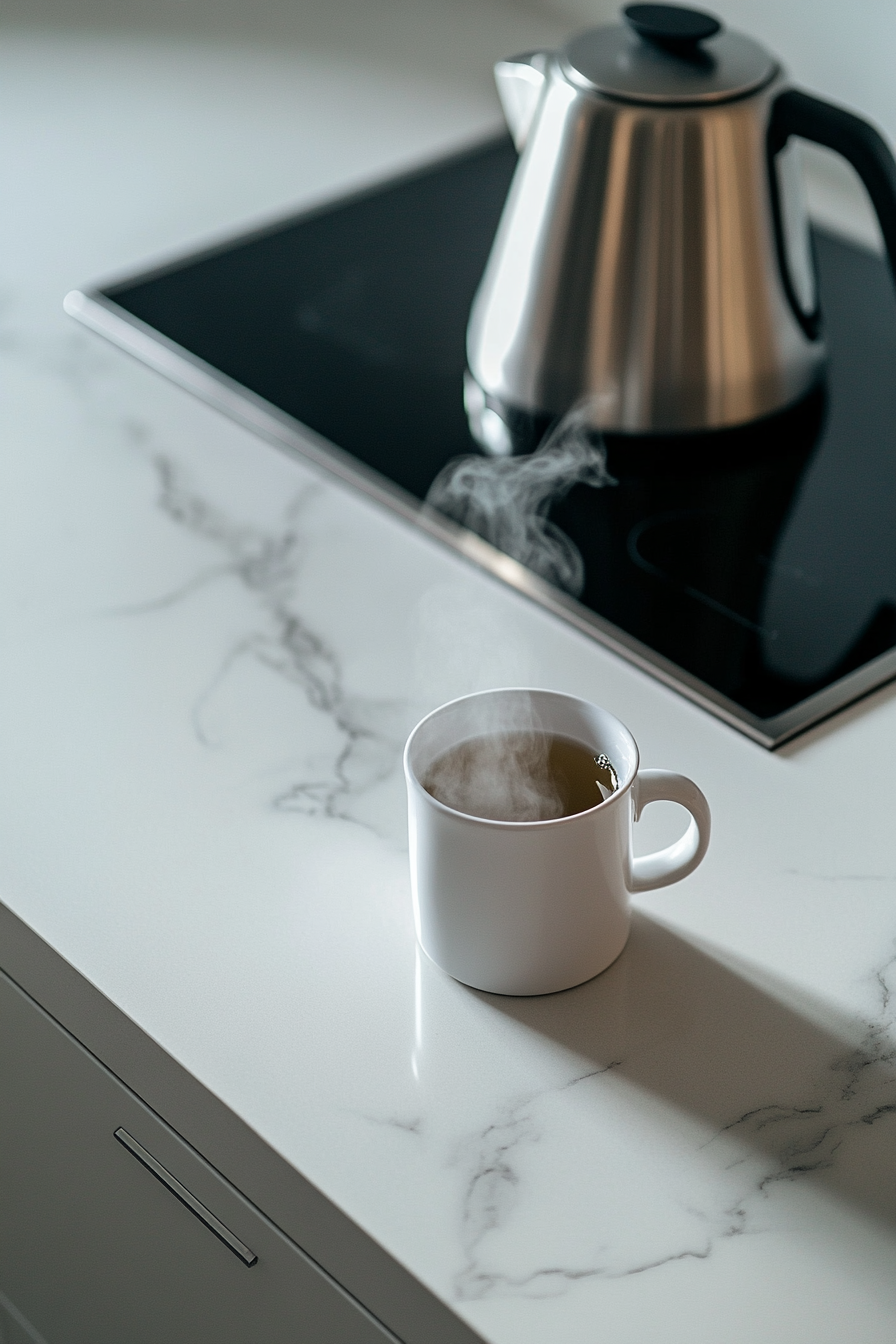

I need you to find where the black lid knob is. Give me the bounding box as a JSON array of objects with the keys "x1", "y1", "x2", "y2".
[{"x1": 624, "y1": 4, "x2": 722, "y2": 57}]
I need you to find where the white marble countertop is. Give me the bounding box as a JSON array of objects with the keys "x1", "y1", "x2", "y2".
[{"x1": 3, "y1": 6, "x2": 896, "y2": 1342}]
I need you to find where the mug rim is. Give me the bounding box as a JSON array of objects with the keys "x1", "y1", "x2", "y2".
[{"x1": 403, "y1": 687, "x2": 639, "y2": 829}]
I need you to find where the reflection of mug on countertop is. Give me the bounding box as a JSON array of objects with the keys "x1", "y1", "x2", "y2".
[{"x1": 404, "y1": 688, "x2": 710, "y2": 996}]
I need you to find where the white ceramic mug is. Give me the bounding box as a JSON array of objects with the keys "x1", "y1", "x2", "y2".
[{"x1": 404, "y1": 688, "x2": 711, "y2": 996}]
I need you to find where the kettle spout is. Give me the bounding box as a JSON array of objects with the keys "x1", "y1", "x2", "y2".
[{"x1": 494, "y1": 51, "x2": 549, "y2": 151}]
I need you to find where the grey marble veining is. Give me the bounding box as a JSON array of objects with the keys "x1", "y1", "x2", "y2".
[
  {"x1": 441, "y1": 909, "x2": 896, "y2": 1304},
  {"x1": 107, "y1": 449, "x2": 412, "y2": 837}
]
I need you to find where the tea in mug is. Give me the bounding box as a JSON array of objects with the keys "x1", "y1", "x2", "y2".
[{"x1": 422, "y1": 731, "x2": 618, "y2": 823}]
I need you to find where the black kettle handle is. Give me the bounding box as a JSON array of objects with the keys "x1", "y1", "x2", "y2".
[{"x1": 768, "y1": 89, "x2": 896, "y2": 335}]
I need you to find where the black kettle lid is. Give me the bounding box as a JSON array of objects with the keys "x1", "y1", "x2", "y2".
[{"x1": 563, "y1": 4, "x2": 777, "y2": 105}]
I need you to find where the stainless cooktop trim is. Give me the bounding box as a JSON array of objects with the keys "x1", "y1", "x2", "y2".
[{"x1": 64, "y1": 287, "x2": 896, "y2": 750}]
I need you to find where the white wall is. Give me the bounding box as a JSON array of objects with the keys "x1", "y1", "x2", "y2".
[{"x1": 4, "y1": 0, "x2": 889, "y2": 251}]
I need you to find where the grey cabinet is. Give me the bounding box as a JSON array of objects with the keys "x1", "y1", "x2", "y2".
[{"x1": 0, "y1": 969, "x2": 400, "y2": 1344}]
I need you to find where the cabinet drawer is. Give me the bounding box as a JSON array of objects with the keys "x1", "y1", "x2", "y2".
[{"x1": 0, "y1": 969, "x2": 401, "y2": 1344}]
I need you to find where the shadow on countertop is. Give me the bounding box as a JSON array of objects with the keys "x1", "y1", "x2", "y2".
[{"x1": 477, "y1": 909, "x2": 896, "y2": 1234}]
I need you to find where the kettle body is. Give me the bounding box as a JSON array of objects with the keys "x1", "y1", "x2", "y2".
[{"x1": 466, "y1": 5, "x2": 896, "y2": 442}]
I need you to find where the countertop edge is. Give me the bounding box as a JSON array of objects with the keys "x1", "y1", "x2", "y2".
[{"x1": 0, "y1": 900, "x2": 485, "y2": 1344}]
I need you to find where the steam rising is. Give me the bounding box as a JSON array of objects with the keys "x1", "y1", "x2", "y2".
[
  {"x1": 424, "y1": 733, "x2": 565, "y2": 822},
  {"x1": 425, "y1": 402, "x2": 616, "y2": 596},
  {"x1": 423, "y1": 693, "x2": 564, "y2": 822},
  {"x1": 419, "y1": 404, "x2": 618, "y2": 821}
]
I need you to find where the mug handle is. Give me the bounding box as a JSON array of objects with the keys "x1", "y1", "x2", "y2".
[{"x1": 629, "y1": 769, "x2": 711, "y2": 893}]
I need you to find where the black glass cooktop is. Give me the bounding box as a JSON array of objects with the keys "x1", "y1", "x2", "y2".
[{"x1": 67, "y1": 136, "x2": 896, "y2": 746}]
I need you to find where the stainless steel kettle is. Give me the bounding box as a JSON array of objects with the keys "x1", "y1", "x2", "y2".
[{"x1": 465, "y1": 3, "x2": 896, "y2": 448}]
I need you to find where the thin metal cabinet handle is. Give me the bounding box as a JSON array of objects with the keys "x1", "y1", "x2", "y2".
[{"x1": 114, "y1": 1127, "x2": 258, "y2": 1267}]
